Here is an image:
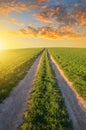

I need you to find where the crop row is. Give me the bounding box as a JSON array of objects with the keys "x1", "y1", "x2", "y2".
[
  {"x1": 0, "y1": 48, "x2": 43, "y2": 102},
  {"x1": 21, "y1": 50, "x2": 72, "y2": 130},
  {"x1": 49, "y1": 48, "x2": 86, "y2": 99}
]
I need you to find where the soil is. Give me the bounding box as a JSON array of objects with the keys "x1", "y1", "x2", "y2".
[
  {"x1": 0, "y1": 51, "x2": 86, "y2": 130},
  {"x1": 49, "y1": 54, "x2": 86, "y2": 130},
  {"x1": 0, "y1": 53, "x2": 43, "y2": 130}
]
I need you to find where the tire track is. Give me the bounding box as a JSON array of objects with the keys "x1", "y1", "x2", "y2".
[
  {"x1": 49, "y1": 53, "x2": 86, "y2": 130},
  {"x1": 0, "y1": 52, "x2": 43, "y2": 130}
]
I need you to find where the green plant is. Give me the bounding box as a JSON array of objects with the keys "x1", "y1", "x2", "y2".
[
  {"x1": 49, "y1": 48, "x2": 86, "y2": 99},
  {"x1": 0, "y1": 48, "x2": 43, "y2": 102},
  {"x1": 21, "y1": 50, "x2": 72, "y2": 130}
]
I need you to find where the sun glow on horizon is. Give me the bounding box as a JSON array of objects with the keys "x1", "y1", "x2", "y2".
[{"x1": 0, "y1": 39, "x2": 5, "y2": 50}]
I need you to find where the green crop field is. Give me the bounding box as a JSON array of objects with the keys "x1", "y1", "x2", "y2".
[
  {"x1": 0, "y1": 48, "x2": 43, "y2": 102},
  {"x1": 49, "y1": 48, "x2": 86, "y2": 99},
  {"x1": 21, "y1": 50, "x2": 72, "y2": 130}
]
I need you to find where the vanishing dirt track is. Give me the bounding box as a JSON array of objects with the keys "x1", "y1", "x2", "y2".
[
  {"x1": 0, "y1": 50, "x2": 86, "y2": 130},
  {"x1": 49, "y1": 53, "x2": 86, "y2": 130},
  {"x1": 0, "y1": 52, "x2": 43, "y2": 130}
]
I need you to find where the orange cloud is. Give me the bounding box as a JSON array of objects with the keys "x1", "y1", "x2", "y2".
[
  {"x1": 79, "y1": 8, "x2": 86, "y2": 27},
  {"x1": 33, "y1": 6, "x2": 60, "y2": 22},
  {"x1": 10, "y1": 26, "x2": 60, "y2": 39},
  {"x1": 0, "y1": 1, "x2": 30, "y2": 14},
  {"x1": 29, "y1": 0, "x2": 47, "y2": 5},
  {"x1": 10, "y1": 24, "x2": 86, "y2": 40},
  {"x1": 33, "y1": 12, "x2": 52, "y2": 23},
  {"x1": 10, "y1": 18, "x2": 25, "y2": 27},
  {"x1": 0, "y1": 1, "x2": 44, "y2": 14},
  {"x1": 0, "y1": 0, "x2": 48, "y2": 14},
  {"x1": 0, "y1": 0, "x2": 85, "y2": 40},
  {"x1": 20, "y1": 26, "x2": 38, "y2": 37},
  {"x1": 47, "y1": 6, "x2": 60, "y2": 15},
  {"x1": 57, "y1": 25, "x2": 73, "y2": 35}
]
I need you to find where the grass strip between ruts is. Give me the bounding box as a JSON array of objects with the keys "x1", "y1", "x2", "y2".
[{"x1": 21, "y1": 50, "x2": 72, "y2": 130}]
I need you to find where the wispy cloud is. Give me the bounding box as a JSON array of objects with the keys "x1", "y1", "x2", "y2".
[
  {"x1": 28, "y1": 0, "x2": 47, "y2": 5},
  {"x1": 33, "y1": 6, "x2": 60, "y2": 22},
  {"x1": 78, "y1": 8, "x2": 86, "y2": 27},
  {"x1": 33, "y1": 12, "x2": 52, "y2": 23},
  {"x1": 0, "y1": 0, "x2": 48, "y2": 14},
  {"x1": 0, "y1": 0, "x2": 86, "y2": 40},
  {"x1": 0, "y1": 1, "x2": 30, "y2": 14},
  {"x1": 32, "y1": 1, "x2": 86, "y2": 38},
  {"x1": 0, "y1": 2, "x2": 30, "y2": 14},
  {"x1": 10, "y1": 18, "x2": 25, "y2": 27},
  {"x1": 10, "y1": 24, "x2": 86, "y2": 40}
]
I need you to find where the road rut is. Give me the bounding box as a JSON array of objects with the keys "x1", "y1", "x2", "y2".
[
  {"x1": 0, "y1": 53, "x2": 43, "y2": 130},
  {"x1": 49, "y1": 54, "x2": 86, "y2": 130}
]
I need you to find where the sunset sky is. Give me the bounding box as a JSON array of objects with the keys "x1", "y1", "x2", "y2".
[{"x1": 0, "y1": 0, "x2": 86, "y2": 49}]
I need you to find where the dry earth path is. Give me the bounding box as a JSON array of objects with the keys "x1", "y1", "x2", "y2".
[
  {"x1": 49, "y1": 53, "x2": 86, "y2": 130},
  {"x1": 0, "y1": 52, "x2": 43, "y2": 130}
]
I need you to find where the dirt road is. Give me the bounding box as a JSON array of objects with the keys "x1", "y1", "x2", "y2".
[
  {"x1": 0, "y1": 53, "x2": 43, "y2": 130},
  {"x1": 49, "y1": 54, "x2": 86, "y2": 130}
]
